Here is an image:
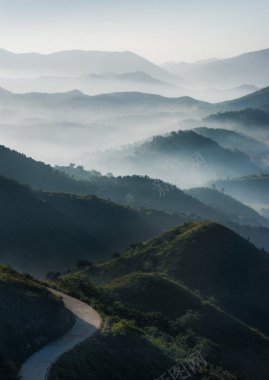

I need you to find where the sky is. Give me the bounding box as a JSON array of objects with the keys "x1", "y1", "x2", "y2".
[{"x1": 0, "y1": 0, "x2": 268, "y2": 63}]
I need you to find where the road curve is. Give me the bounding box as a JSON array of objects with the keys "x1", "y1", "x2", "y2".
[{"x1": 18, "y1": 288, "x2": 102, "y2": 380}]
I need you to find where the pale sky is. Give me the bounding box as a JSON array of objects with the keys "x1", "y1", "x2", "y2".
[{"x1": 0, "y1": 0, "x2": 268, "y2": 63}]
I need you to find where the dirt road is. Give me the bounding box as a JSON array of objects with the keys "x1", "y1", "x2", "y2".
[{"x1": 18, "y1": 288, "x2": 102, "y2": 380}]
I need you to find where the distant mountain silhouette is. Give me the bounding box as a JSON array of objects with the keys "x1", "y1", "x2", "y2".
[
  {"x1": 194, "y1": 126, "x2": 269, "y2": 161},
  {"x1": 163, "y1": 48, "x2": 269, "y2": 87},
  {"x1": 215, "y1": 174, "x2": 269, "y2": 207},
  {"x1": 0, "y1": 49, "x2": 175, "y2": 82},
  {"x1": 220, "y1": 87, "x2": 269, "y2": 111},
  {"x1": 85, "y1": 71, "x2": 169, "y2": 85},
  {"x1": 0, "y1": 86, "x2": 267, "y2": 124},
  {"x1": 0, "y1": 144, "x2": 225, "y2": 220},
  {"x1": 185, "y1": 187, "x2": 269, "y2": 227},
  {"x1": 101, "y1": 130, "x2": 261, "y2": 185},
  {"x1": 204, "y1": 108, "x2": 269, "y2": 128},
  {"x1": 0, "y1": 87, "x2": 210, "y2": 112}
]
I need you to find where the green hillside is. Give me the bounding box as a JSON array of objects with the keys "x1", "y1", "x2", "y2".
[
  {"x1": 93, "y1": 222, "x2": 269, "y2": 335},
  {"x1": 102, "y1": 272, "x2": 205, "y2": 319},
  {"x1": 0, "y1": 266, "x2": 74, "y2": 380},
  {"x1": 48, "y1": 251, "x2": 269, "y2": 379},
  {"x1": 101, "y1": 272, "x2": 269, "y2": 378}
]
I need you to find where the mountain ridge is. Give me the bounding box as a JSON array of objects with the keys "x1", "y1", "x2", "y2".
[
  {"x1": 163, "y1": 48, "x2": 269, "y2": 87},
  {"x1": 0, "y1": 49, "x2": 176, "y2": 82}
]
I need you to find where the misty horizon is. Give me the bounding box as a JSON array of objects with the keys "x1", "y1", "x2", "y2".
[{"x1": 0, "y1": 45, "x2": 268, "y2": 67}]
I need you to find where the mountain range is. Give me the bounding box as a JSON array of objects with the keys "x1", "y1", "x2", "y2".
[
  {"x1": 1, "y1": 47, "x2": 268, "y2": 92},
  {"x1": 203, "y1": 108, "x2": 269, "y2": 137},
  {"x1": 215, "y1": 175, "x2": 269, "y2": 209},
  {"x1": 95, "y1": 129, "x2": 262, "y2": 187},
  {"x1": 163, "y1": 48, "x2": 269, "y2": 88},
  {"x1": 0, "y1": 49, "x2": 176, "y2": 82},
  {"x1": 193, "y1": 126, "x2": 269, "y2": 165},
  {"x1": 1, "y1": 41, "x2": 269, "y2": 380},
  {"x1": 1, "y1": 143, "x2": 269, "y2": 276}
]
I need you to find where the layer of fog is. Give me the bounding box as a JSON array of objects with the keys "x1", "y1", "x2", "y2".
[
  {"x1": 0, "y1": 88, "x2": 268, "y2": 192},
  {"x1": 0, "y1": 75, "x2": 259, "y2": 103},
  {"x1": 0, "y1": 54, "x2": 268, "y2": 192},
  {"x1": 0, "y1": 89, "x2": 211, "y2": 165}
]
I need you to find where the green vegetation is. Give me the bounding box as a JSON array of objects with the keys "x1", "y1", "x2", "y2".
[
  {"x1": 92, "y1": 221, "x2": 269, "y2": 335},
  {"x1": 0, "y1": 265, "x2": 74, "y2": 380},
  {"x1": 48, "y1": 222, "x2": 269, "y2": 379},
  {"x1": 49, "y1": 319, "x2": 175, "y2": 380}
]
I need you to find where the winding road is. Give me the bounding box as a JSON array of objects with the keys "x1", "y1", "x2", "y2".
[{"x1": 18, "y1": 288, "x2": 102, "y2": 380}]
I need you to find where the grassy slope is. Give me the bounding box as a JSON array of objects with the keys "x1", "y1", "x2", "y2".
[
  {"x1": 0, "y1": 266, "x2": 74, "y2": 380},
  {"x1": 47, "y1": 222, "x2": 269, "y2": 379},
  {"x1": 48, "y1": 270, "x2": 269, "y2": 379},
  {"x1": 92, "y1": 222, "x2": 269, "y2": 335},
  {"x1": 102, "y1": 273, "x2": 269, "y2": 379}
]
